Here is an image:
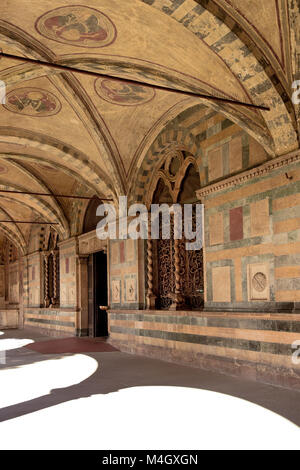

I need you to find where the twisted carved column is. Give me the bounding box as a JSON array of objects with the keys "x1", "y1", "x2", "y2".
[
  {"x1": 51, "y1": 251, "x2": 59, "y2": 307},
  {"x1": 170, "y1": 217, "x2": 185, "y2": 311},
  {"x1": 146, "y1": 215, "x2": 156, "y2": 309},
  {"x1": 174, "y1": 238, "x2": 181, "y2": 295},
  {"x1": 43, "y1": 253, "x2": 50, "y2": 308}
]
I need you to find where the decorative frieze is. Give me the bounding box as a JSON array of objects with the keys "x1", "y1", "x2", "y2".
[{"x1": 197, "y1": 151, "x2": 300, "y2": 198}]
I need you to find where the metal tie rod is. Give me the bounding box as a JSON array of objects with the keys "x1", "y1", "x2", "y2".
[{"x1": 0, "y1": 51, "x2": 270, "y2": 111}]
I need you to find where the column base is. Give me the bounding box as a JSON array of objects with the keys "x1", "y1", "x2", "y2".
[{"x1": 146, "y1": 294, "x2": 157, "y2": 310}]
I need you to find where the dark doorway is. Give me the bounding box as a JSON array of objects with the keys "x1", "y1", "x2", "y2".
[{"x1": 88, "y1": 251, "x2": 108, "y2": 337}]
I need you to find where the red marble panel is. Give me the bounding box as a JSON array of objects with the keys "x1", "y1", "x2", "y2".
[{"x1": 230, "y1": 207, "x2": 243, "y2": 241}]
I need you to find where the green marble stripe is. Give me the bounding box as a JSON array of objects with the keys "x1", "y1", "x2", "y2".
[
  {"x1": 275, "y1": 255, "x2": 300, "y2": 267},
  {"x1": 109, "y1": 312, "x2": 300, "y2": 333},
  {"x1": 26, "y1": 317, "x2": 75, "y2": 327},
  {"x1": 148, "y1": 0, "x2": 185, "y2": 15},
  {"x1": 288, "y1": 230, "x2": 300, "y2": 242},
  {"x1": 250, "y1": 80, "x2": 273, "y2": 95},
  {"x1": 223, "y1": 142, "x2": 229, "y2": 176},
  {"x1": 276, "y1": 278, "x2": 300, "y2": 291},
  {"x1": 211, "y1": 31, "x2": 238, "y2": 54},
  {"x1": 206, "y1": 235, "x2": 272, "y2": 253},
  {"x1": 25, "y1": 310, "x2": 75, "y2": 318},
  {"x1": 242, "y1": 134, "x2": 250, "y2": 169},
  {"x1": 273, "y1": 206, "x2": 300, "y2": 222},
  {"x1": 110, "y1": 325, "x2": 293, "y2": 356},
  {"x1": 222, "y1": 119, "x2": 234, "y2": 131}
]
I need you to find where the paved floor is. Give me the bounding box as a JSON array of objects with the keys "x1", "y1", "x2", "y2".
[
  {"x1": 0, "y1": 328, "x2": 299, "y2": 449},
  {"x1": 25, "y1": 336, "x2": 118, "y2": 353}
]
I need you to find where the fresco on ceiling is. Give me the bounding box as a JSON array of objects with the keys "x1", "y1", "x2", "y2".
[
  {"x1": 95, "y1": 78, "x2": 155, "y2": 106},
  {"x1": 4, "y1": 88, "x2": 61, "y2": 117},
  {"x1": 35, "y1": 6, "x2": 117, "y2": 48}
]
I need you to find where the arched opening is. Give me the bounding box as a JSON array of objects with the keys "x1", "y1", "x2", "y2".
[
  {"x1": 150, "y1": 153, "x2": 204, "y2": 310},
  {"x1": 83, "y1": 197, "x2": 103, "y2": 234}
]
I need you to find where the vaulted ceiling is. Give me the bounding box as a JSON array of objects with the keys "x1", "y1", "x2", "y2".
[{"x1": 0, "y1": 0, "x2": 299, "y2": 252}]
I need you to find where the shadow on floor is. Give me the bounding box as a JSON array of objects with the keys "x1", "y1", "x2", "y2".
[{"x1": 0, "y1": 328, "x2": 300, "y2": 427}]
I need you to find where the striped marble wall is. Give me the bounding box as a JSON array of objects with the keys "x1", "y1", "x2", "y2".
[
  {"x1": 108, "y1": 309, "x2": 300, "y2": 390},
  {"x1": 108, "y1": 152, "x2": 300, "y2": 390},
  {"x1": 182, "y1": 110, "x2": 268, "y2": 186},
  {"x1": 24, "y1": 308, "x2": 76, "y2": 336},
  {"x1": 198, "y1": 154, "x2": 300, "y2": 313},
  {"x1": 23, "y1": 240, "x2": 78, "y2": 335},
  {"x1": 59, "y1": 239, "x2": 77, "y2": 309}
]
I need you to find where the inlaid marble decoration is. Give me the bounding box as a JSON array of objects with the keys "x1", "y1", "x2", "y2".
[
  {"x1": 95, "y1": 78, "x2": 155, "y2": 106},
  {"x1": 36, "y1": 6, "x2": 117, "y2": 48},
  {"x1": 111, "y1": 279, "x2": 121, "y2": 303},
  {"x1": 230, "y1": 206, "x2": 244, "y2": 241},
  {"x1": 125, "y1": 276, "x2": 137, "y2": 303},
  {"x1": 4, "y1": 88, "x2": 61, "y2": 117},
  {"x1": 252, "y1": 272, "x2": 267, "y2": 293},
  {"x1": 247, "y1": 263, "x2": 270, "y2": 301}
]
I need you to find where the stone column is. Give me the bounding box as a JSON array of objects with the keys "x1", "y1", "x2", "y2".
[
  {"x1": 170, "y1": 212, "x2": 185, "y2": 311},
  {"x1": 51, "y1": 250, "x2": 59, "y2": 307},
  {"x1": 43, "y1": 253, "x2": 50, "y2": 308},
  {"x1": 146, "y1": 215, "x2": 156, "y2": 309}
]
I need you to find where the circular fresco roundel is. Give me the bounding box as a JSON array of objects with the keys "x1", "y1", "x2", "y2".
[
  {"x1": 35, "y1": 6, "x2": 117, "y2": 48},
  {"x1": 95, "y1": 78, "x2": 156, "y2": 106},
  {"x1": 4, "y1": 88, "x2": 61, "y2": 117}
]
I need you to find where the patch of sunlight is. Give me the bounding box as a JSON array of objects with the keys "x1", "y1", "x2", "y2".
[
  {"x1": 0, "y1": 338, "x2": 34, "y2": 351},
  {"x1": 0, "y1": 331, "x2": 4, "y2": 336},
  {"x1": 0, "y1": 354, "x2": 98, "y2": 409},
  {"x1": 0, "y1": 386, "x2": 299, "y2": 450}
]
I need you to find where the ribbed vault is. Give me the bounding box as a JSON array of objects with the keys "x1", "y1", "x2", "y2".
[{"x1": 0, "y1": 0, "x2": 298, "y2": 252}]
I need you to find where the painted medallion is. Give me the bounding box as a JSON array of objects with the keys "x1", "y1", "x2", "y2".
[
  {"x1": 36, "y1": 6, "x2": 117, "y2": 48},
  {"x1": 4, "y1": 88, "x2": 61, "y2": 117},
  {"x1": 95, "y1": 78, "x2": 155, "y2": 106}
]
